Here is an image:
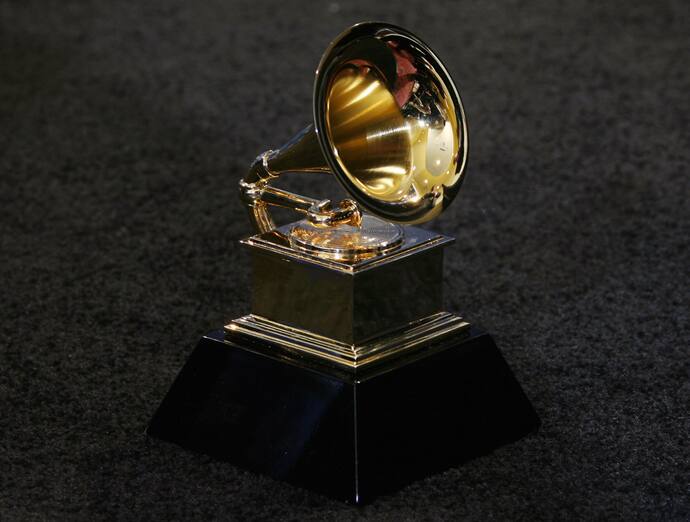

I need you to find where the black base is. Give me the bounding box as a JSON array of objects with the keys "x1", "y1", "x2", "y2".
[{"x1": 147, "y1": 326, "x2": 540, "y2": 504}]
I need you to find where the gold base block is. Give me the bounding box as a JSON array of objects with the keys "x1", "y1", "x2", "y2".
[{"x1": 225, "y1": 312, "x2": 469, "y2": 369}]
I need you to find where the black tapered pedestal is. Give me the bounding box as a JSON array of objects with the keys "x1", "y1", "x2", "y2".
[{"x1": 147, "y1": 326, "x2": 539, "y2": 504}]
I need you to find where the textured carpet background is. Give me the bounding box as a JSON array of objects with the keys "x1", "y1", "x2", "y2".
[{"x1": 1, "y1": 0, "x2": 688, "y2": 520}]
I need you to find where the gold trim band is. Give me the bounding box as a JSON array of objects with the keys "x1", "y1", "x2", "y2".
[{"x1": 225, "y1": 312, "x2": 469, "y2": 369}]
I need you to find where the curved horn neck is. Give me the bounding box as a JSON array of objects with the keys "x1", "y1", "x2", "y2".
[{"x1": 239, "y1": 124, "x2": 361, "y2": 234}]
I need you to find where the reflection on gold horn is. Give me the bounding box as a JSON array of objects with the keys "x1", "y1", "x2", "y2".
[{"x1": 239, "y1": 22, "x2": 467, "y2": 235}]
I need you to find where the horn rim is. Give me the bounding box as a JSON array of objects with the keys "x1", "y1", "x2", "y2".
[{"x1": 312, "y1": 21, "x2": 469, "y2": 224}]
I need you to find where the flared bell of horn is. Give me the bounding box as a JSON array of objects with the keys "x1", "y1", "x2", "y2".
[{"x1": 239, "y1": 22, "x2": 468, "y2": 236}]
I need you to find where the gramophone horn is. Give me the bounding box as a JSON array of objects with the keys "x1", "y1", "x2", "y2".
[{"x1": 239, "y1": 22, "x2": 468, "y2": 235}]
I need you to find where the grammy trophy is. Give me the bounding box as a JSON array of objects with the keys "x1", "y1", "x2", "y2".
[{"x1": 148, "y1": 22, "x2": 539, "y2": 504}]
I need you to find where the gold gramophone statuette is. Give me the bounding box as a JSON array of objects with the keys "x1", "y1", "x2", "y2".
[
  {"x1": 149, "y1": 23, "x2": 539, "y2": 505},
  {"x1": 228, "y1": 22, "x2": 469, "y2": 368}
]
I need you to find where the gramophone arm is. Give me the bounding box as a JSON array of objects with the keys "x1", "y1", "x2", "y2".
[{"x1": 239, "y1": 125, "x2": 362, "y2": 234}]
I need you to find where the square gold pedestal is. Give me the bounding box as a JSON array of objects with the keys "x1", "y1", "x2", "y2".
[
  {"x1": 226, "y1": 223, "x2": 469, "y2": 368},
  {"x1": 148, "y1": 222, "x2": 540, "y2": 504}
]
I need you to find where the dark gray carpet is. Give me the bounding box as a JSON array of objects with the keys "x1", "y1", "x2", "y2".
[{"x1": 1, "y1": 0, "x2": 688, "y2": 520}]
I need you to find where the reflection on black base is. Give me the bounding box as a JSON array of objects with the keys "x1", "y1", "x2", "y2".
[{"x1": 147, "y1": 326, "x2": 540, "y2": 504}]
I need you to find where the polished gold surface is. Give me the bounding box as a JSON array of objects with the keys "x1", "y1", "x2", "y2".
[
  {"x1": 239, "y1": 22, "x2": 468, "y2": 248},
  {"x1": 325, "y1": 66, "x2": 411, "y2": 201},
  {"x1": 226, "y1": 312, "x2": 469, "y2": 369},
  {"x1": 289, "y1": 214, "x2": 403, "y2": 262},
  {"x1": 231, "y1": 23, "x2": 471, "y2": 369},
  {"x1": 243, "y1": 220, "x2": 452, "y2": 273},
  {"x1": 323, "y1": 49, "x2": 460, "y2": 223},
  {"x1": 244, "y1": 224, "x2": 451, "y2": 345}
]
